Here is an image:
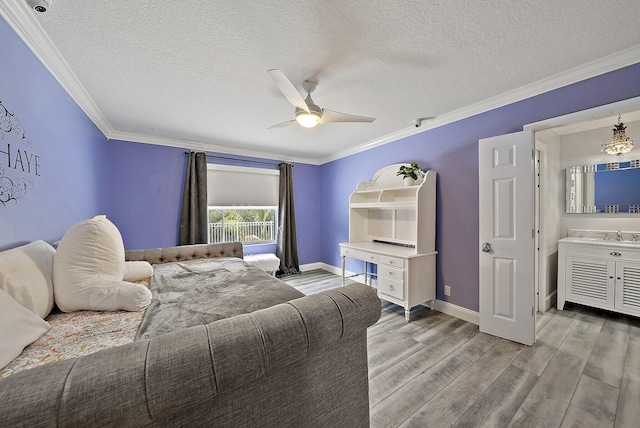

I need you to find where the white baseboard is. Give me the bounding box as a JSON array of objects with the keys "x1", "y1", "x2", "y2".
[
  {"x1": 299, "y1": 262, "x2": 326, "y2": 272},
  {"x1": 307, "y1": 263, "x2": 368, "y2": 284},
  {"x1": 430, "y1": 300, "x2": 479, "y2": 325},
  {"x1": 299, "y1": 264, "x2": 479, "y2": 324},
  {"x1": 541, "y1": 290, "x2": 557, "y2": 312}
]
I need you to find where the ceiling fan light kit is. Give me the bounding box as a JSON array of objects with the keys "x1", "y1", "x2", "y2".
[
  {"x1": 268, "y1": 69, "x2": 375, "y2": 129},
  {"x1": 295, "y1": 110, "x2": 321, "y2": 128},
  {"x1": 295, "y1": 95, "x2": 323, "y2": 128}
]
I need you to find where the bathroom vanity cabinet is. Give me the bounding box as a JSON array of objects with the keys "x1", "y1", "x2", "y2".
[{"x1": 558, "y1": 238, "x2": 640, "y2": 317}]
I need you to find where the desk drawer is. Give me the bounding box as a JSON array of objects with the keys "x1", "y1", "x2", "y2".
[
  {"x1": 378, "y1": 276, "x2": 404, "y2": 300},
  {"x1": 379, "y1": 255, "x2": 405, "y2": 268},
  {"x1": 378, "y1": 266, "x2": 404, "y2": 281},
  {"x1": 342, "y1": 248, "x2": 378, "y2": 263}
]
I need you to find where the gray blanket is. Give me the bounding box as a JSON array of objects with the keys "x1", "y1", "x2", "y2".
[{"x1": 136, "y1": 257, "x2": 304, "y2": 340}]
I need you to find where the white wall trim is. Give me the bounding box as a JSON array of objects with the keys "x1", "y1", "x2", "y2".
[
  {"x1": 299, "y1": 262, "x2": 328, "y2": 272},
  {"x1": 3, "y1": 0, "x2": 639, "y2": 165},
  {"x1": 431, "y1": 300, "x2": 480, "y2": 325},
  {"x1": 107, "y1": 130, "x2": 321, "y2": 165},
  {"x1": 542, "y1": 290, "x2": 557, "y2": 313}
]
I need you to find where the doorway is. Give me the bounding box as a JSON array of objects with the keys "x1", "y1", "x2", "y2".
[{"x1": 479, "y1": 95, "x2": 640, "y2": 345}]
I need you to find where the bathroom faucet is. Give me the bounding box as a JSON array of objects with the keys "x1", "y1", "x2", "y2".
[{"x1": 617, "y1": 230, "x2": 623, "y2": 241}]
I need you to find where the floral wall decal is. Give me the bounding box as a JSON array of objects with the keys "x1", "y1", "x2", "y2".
[{"x1": 0, "y1": 99, "x2": 40, "y2": 205}]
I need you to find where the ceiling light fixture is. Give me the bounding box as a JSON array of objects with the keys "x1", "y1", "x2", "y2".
[
  {"x1": 602, "y1": 115, "x2": 634, "y2": 156},
  {"x1": 294, "y1": 97, "x2": 322, "y2": 128},
  {"x1": 295, "y1": 110, "x2": 321, "y2": 128}
]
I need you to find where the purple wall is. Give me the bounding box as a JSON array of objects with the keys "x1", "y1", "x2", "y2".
[
  {"x1": 320, "y1": 62, "x2": 640, "y2": 312},
  {"x1": 106, "y1": 142, "x2": 323, "y2": 263},
  {"x1": 106, "y1": 140, "x2": 185, "y2": 250},
  {"x1": 0, "y1": 17, "x2": 108, "y2": 250}
]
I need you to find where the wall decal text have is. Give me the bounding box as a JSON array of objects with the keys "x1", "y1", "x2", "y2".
[{"x1": 0, "y1": 99, "x2": 40, "y2": 205}]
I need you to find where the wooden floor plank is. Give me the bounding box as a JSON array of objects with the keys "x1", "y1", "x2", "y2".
[
  {"x1": 370, "y1": 333, "x2": 498, "y2": 428},
  {"x1": 512, "y1": 308, "x2": 577, "y2": 376},
  {"x1": 453, "y1": 364, "x2": 538, "y2": 428},
  {"x1": 582, "y1": 321, "x2": 629, "y2": 387},
  {"x1": 368, "y1": 328, "x2": 421, "y2": 357},
  {"x1": 535, "y1": 309, "x2": 554, "y2": 333},
  {"x1": 560, "y1": 375, "x2": 618, "y2": 428},
  {"x1": 411, "y1": 316, "x2": 468, "y2": 344},
  {"x1": 615, "y1": 324, "x2": 640, "y2": 428},
  {"x1": 399, "y1": 339, "x2": 523, "y2": 428},
  {"x1": 368, "y1": 338, "x2": 426, "y2": 379},
  {"x1": 508, "y1": 314, "x2": 604, "y2": 427},
  {"x1": 369, "y1": 325, "x2": 479, "y2": 407}
]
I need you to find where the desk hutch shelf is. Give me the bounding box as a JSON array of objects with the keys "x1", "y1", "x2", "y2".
[{"x1": 340, "y1": 164, "x2": 437, "y2": 321}]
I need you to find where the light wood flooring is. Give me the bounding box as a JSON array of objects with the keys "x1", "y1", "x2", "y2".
[{"x1": 280, "y1": 269, "x2": 640, "y2": 428}]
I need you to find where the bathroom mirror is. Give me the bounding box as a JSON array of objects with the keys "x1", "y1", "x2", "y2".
[{"x1": 566, "y1": 159, "x2": 640, "y2": 213}]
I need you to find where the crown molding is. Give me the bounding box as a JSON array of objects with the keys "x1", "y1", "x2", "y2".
[
  {"x1": 320, "y1": 44, "x2": 640, "y2": 164},
  {"x1": 0, "y1": 0, "x2": 113, "y2": 136},
  {"x1": 107, "y1": 131, "x2": 321, "y2": 165},
  {"x1": 3, "y1": 0, "x2": 640, "y2": 166}
]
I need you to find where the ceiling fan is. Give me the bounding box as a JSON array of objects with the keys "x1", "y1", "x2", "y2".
[{"x1": 267, "y1": 69, "x2": 375, "y2": 129}]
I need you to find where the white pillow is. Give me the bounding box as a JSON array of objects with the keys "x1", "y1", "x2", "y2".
[
  {"x1": 123, "y1": 261, "x2": 154, "y2": 282},
  {"x1": 0, "y1": 288, "x2": 51, "y2": 369},
  {"x1": 0, "y1": 240, "x2": 55, "y2": 318},
  {"x1": 53, "y1": 215, "x2": 152, "y2": 312}
]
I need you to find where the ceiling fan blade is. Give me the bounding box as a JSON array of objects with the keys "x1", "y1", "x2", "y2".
[
  {"x1": 267, "y1": 69, "x2": 309, "y2": 113},
  {"x1": 268, "y1": 120, "x2": 296, "y2": 129},
  {"x1": 320, "y1": 109, "x2": 375, "y2": 124}
]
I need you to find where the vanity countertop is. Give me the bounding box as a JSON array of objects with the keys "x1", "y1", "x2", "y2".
[{"x1": 559, "y1": 236, "x2": 640, "y2": 248}]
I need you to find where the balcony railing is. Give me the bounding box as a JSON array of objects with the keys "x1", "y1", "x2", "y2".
[{"x1": 208, "y1": 221, "x2": 275, "y2": 244}]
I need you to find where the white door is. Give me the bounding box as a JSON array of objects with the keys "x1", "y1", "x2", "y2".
[{"x1": 479, "y1": 131, "x2": 535, "y2": 346}]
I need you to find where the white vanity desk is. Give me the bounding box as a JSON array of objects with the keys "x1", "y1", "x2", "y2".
[
  {"x1": 340, "y1": 241, "x2": 436, "y2": 321},
  {"x1": 340, "y1": 164, "x2": 437, "y2": 321},
  {"x1": 558, "y1": 231, "x2": 640, "y2": 317}
]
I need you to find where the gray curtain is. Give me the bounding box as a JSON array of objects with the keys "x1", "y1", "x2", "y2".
[
  {"x1": 178, "y1": 152, "x2": 208, "y2": 245},
  {"x1": 276, "y1": 162, "x2": 299, "y2": 275}
]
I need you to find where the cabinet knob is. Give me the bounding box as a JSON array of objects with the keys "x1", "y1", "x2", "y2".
[
  {"x1": 610, "y1": 252, "x2": 622, "y2": 256},
  {"x1": 389, "y1": 284, "x2": 394, "y2": 291}
]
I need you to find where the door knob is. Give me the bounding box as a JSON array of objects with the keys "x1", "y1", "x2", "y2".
[{"x1": 481, "y1": 242, "x2": 491, "y2": 253}]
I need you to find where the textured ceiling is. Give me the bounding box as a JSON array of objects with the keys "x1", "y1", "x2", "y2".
[{"x1": 8, "y1": 0, "x2": 640, "y2": 162}]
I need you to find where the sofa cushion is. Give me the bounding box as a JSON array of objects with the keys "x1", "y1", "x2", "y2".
[
  {"x1": 123, "y1": 261, "x2": 154, "y2": 282},
  {"x1": 0, "y1": 288, "x2": 51, "y2": 369},
  {"x1": 0, "y1": 240, "x2": 55, "y2": 318},
  {"x1": 53, "y1": 215, "x2": 152, "y2": 312}
]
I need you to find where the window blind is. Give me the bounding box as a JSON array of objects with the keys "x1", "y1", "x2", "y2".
[{"x1": 207, "y1": 164, "x2": 279, "y2": 206}]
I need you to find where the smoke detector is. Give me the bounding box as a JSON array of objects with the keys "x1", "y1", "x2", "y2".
[{"x1": 27, "y1": 0, "x2": 52, "y2": 13}]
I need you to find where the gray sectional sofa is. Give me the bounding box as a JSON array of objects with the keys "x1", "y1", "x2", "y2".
[{"x1": 0, "y1": 242, "x2": 381, "y2": 427}]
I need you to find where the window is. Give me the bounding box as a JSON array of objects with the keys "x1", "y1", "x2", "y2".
[
  {"x1": 208, "y1": 206, "x2": 276, "y2": 244},
  {"x1": 207, "y1": 164, "x2": 279, "y2": 245}
]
